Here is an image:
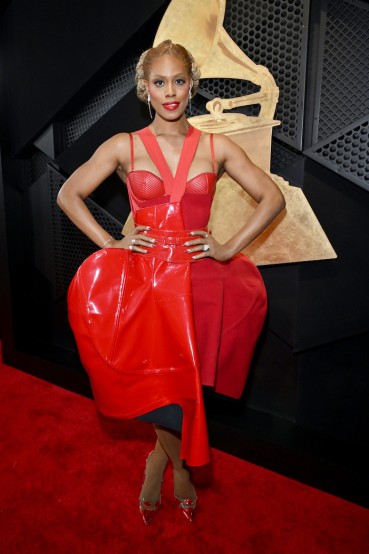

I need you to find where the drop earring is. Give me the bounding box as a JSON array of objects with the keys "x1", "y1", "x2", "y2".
[
  {"x1": 147, "y1": 93, "x2": 153, "y2": 119},
  {"x1": 188, "y1": 85, "x2": 193, "y2": 115}
]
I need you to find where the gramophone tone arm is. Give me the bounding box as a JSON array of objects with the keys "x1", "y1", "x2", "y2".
[
  {"x1": 206, "y1": 93, "x2": 266, "y2": 113},
  {"x1": 206, "y1": 89, "x2": 279, "y2": 120}
]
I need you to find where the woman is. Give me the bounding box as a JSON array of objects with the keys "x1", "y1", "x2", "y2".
[{"x1": 57, "y1": 40, "x2": 285, "y2": 524}]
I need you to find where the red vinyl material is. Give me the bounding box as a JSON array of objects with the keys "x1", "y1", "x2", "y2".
[{"x1": 68, "y1": 126, "x2": 267, "y2": 466}]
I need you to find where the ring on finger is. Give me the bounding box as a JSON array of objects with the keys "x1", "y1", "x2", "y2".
[
  {"x1": 131, "y1": 238, "x2": 136, "y2": 244},
  {"x1": 129, "y1": 245, "x2": 133, "y2": 251},
  {"x1": 203, "y1": 244, "x2": 210, "y2": 252},
  {"x1": 204, "y1": 233, "x2": 209, "y2": 238}
]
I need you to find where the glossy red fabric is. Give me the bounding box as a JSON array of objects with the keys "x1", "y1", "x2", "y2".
[
  {"x1": 180, "y1": 192, "x2": 268, "y2": 397},
  {"x1": 68, "y1": 126, "x2": 267, "y2": 466},
  {"x1": 68, "y1": 239, "x2": 209, "y2": 466}
]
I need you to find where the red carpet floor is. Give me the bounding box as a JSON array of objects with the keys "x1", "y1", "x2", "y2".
[{"x1": 1, "y1": 360, "x2": 369, "y2": 553}]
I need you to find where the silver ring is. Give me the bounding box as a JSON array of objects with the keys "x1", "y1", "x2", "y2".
[
  {"x1": 131, "y1": 238, "x2": 136, "y2": 244},
  {"x1": 204, "y1": 233, "x2": 209, "y2": 238},
  {"x1": 203, "y1": 244, "x2": 210, "y2": 252},
  {"x1": 129, "y1": 245, "x2": 133, "y2": 251}
]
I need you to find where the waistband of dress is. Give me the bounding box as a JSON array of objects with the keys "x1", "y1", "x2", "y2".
[
  {"x1": 138, "y1": 227, "x2": 208, "y2": 263},
  {"x1": 142, "y1": 227, "x2": 207, "y2": 243}
]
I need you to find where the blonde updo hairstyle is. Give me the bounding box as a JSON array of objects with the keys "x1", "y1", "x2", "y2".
[{"x1": 135, "y1": 39, "x2": 201, "y2": 103}]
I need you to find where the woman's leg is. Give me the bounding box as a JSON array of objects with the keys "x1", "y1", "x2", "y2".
[
  {"x1": 139, "y1": 437, "x2": 168, "y2": 506},
  {"x1": 153, "y1": 425, "x2": 197, "y2": 502}
]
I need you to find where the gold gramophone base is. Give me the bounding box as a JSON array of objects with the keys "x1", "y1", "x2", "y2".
[{"x1": 208, "y1": 173, "x2": 337, "y2": 266}]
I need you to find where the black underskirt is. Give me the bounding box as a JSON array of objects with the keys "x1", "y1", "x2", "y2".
[{"x1": 137, "y1": 403, "x2": 183, "y2": 432}]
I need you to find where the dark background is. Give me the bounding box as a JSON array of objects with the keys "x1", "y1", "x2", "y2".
[{"x1": 1, "y1": 0, "x2": 369, "y2": 506}]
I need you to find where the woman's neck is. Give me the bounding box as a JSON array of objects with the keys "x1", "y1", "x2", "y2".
[{"x1": 149, "y1": 114, "x2": 189, "y2": 137}]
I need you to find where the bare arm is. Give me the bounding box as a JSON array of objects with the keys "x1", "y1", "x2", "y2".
[
  {"x1": 57, "y1": 133, "x2": 154, "y2": 251},
  {"x1": 188, "y1": 134, "x2": 286, "y2": 261},
  {"x1": 57, "y1": 134, "x2": 126, "y2": 247}
]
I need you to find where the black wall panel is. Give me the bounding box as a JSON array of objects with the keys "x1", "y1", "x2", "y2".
[
  {"x1": 304, "y1": 0, "x2": 369, "y2": 191},
  {"x1": 314, "y1": 0, "x2": 369, "y2": 142},
  {"x1": 294, "y1": 161, "x2": 369, "y2": 351},
  {"x1": 297, "y1": 331, "x2": 369, "y2": 442},
  {"x1": 65, "y1": 55, "x2": 139, "y2": 148},
  {"x1": 0, "y1": 0, "x2": 168, "y2": 155},
  {"x1": 57, "y1": 89, "x2": 151, "y2": 174}
]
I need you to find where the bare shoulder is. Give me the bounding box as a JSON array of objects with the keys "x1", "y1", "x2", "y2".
[
  {"x1": 212, "y1": 133, "x2": 247, "y2": 163},
  {"x1": 90, "y1": 132, "x2": 131, "y2": 167},
  {"x1": 213, "y1": 133, "x2": 243, "y2": 151},
  {"x1": 97, "y1": 132, "x2": 130, "y2": 155}
]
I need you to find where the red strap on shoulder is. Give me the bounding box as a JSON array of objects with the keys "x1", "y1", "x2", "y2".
[
  {"x1": 129, "y1": 133, "x2": 134, "y2": 171},
  {"x1": 209, "y1": 134, "x2": 216, "y2": 173}
]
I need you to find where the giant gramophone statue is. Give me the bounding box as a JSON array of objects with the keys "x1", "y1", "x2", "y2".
[{"x1": 127, "y1": 0, "x2": 336, "y2": 265}]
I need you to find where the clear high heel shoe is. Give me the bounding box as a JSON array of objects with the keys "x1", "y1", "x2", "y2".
[
  {"x1": 139, "y1": 450, "x2": 163, "y2": 525},
  {"x1": 173, "y1": 467, "x2": 197, "y2": 522},
  {"x1": 174, "y1": 495, "x2": 197, "y2": 522}
]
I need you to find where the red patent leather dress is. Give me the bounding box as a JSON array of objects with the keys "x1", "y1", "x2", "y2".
[{"x1": 68, "y1": 126, "x2": 267, "y2": 467}]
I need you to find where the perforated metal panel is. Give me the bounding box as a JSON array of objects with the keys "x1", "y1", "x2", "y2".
[
  {"x1": 271, "y1": 139, "x2": 303, "y2": 174},
  {"x1": 49, "y1": 166, "x2": 123, "y2": 296},
  {"x1": 305, "y1": 0, "x2": 369, "y2": 191},
  {"x1": 65, "y1": 55, "x2": 139, "y2": 147},
  {"x1": 306, "y1": 115, "x2": 369, "y2": 191},
  {"x1": 223, "y1": 0, "x2": 309, "y2": 148},
  {"x1": 315, "y1": 0, "x2": 369, "y2": 142},
  {"x1": 30, "y1": 150, "x2": 52, "y2": 184},
  {"x1": 185, "y1": 93, "x2": 208, "y2": 118}
]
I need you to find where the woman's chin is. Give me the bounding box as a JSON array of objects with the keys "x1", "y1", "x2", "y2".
[
  {"x1": 159, "y1": 113, "x2": 185, "y2": 123},
  {"x1": 155, "y1": 106, "x2": 187, "y2": 121}
]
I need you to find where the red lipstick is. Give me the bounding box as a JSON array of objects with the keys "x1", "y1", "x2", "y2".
[{"x1": 163, "y1": 102, "x2": 180, "y2": 111}]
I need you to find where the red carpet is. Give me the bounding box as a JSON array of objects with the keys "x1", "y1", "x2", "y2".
[{"x1": 1, "y1": 360, "x2": 369, "y2": 553}]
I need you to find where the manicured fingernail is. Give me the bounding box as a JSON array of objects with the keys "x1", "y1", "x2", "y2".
[
  {"x1": 184, "y1": 242, "x2": 190, "y2": 246},
  {"x1": 146, "y1": 226, "x2": 151, "y2": 230}
]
